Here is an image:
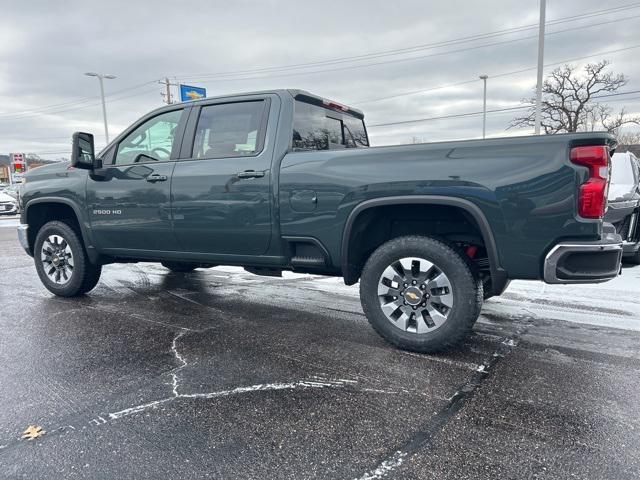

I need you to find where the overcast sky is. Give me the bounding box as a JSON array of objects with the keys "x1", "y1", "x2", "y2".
[{"x1": 1, "y1": 0, "x2": 639, "y2": 158}]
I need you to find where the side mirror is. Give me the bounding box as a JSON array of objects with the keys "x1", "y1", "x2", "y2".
[{"x1": 71, "y1": 132, "x2": 95, "y2": 170}]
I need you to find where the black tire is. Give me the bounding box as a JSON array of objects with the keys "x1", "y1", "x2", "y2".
[
  {"x1": 34, "y1": 220, "x2": 102, "y2": 297},
  {"x1": 628, "y1": 249, "x2": 640, "y2": 265},
  {"x1": 360, "y1": 235, "x2": 483, "y2": 353},
  {"x1": 161, "y1": 261, "x2": 199, "y2": 272}
]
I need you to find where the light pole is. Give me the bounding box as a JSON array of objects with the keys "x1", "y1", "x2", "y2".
[
  {"x1": 84, "y1": 72, "x2": 116, "y2": 143},
  {"x1": 479, "y1": 75, "x2": 488, "y2": 139},
  {"x1": 534, "y1": 0, "x2": 546, "y2": 135}
]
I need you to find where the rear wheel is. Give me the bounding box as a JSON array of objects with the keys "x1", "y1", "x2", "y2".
[
  {"x1": 34, "y1": 220, "x2": 102, "y2": 297},
  {"x1": 360, "y1": 235, "x2": 483, "y2": 353}
]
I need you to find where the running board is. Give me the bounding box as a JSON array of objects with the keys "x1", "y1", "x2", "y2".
[{"x1": 290, "y1": 256, "x2": 326, "y2": 267}]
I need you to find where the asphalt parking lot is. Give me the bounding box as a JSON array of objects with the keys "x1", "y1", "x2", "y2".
[{"x1": 1, "y1": 220, "x2": 639, "y2": 479}]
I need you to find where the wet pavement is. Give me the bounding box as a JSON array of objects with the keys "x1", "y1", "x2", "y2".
[{"x1": 0, "y1": 225, "x2": 639, "y2": 479}]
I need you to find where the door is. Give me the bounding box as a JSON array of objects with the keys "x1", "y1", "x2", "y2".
[
  {"x1": 171, "y1": 99, "x2": 272, "y2": 255},
  {"x1": 87, "y1": 108, "x2": 186, "y2": 252}
]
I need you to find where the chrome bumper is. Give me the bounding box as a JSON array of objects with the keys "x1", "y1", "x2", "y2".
[
  {"x1": 543, "y1": 231, "x2": 623, "y2": 284},
  {"x1": 17, "y1": 224, "x2": 31, "y2": 256}
]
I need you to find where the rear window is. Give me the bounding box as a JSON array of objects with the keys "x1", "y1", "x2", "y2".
[{"x1": 292, "y1": 100, "x2": 368, "y2": 151}]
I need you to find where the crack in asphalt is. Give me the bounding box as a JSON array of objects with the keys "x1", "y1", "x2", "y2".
[
  {"x1": 107, "y1": 328, "x2": 360, "y2": 421},
  {"x1": 354, "y1": 317, "x2": 535, "y2": 480},
  {"x1": 170, "y1": 329, "x2": 189, "y2": 397}
]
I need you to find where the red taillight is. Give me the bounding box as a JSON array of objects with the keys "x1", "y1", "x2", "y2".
[{"x1": 570, "y1": 145, "x2": 610, "y2": 219}]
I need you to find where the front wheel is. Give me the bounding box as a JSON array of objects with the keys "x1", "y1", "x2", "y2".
[
  {"x1": 359, "y1": 235, "x2": 483, "y2": 353},
  {"x1": 34, "y1": 220, "x2": 102, "y2": 297}
]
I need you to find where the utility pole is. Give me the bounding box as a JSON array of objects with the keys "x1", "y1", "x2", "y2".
[
  {"x1": 159, "y1": 77, "x2": 179, "y2": 104},
  {"x1": 534, "y1": 0, "x2": 546, "y2": 135},
  {"x1": 84, "y1": 72, "x2": 116, "y2": 143},
  {"x1": 479, "y1": 75, "x2": 488, "y2": 139}
]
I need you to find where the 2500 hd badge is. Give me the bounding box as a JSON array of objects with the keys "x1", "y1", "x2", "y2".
[{"x1": 93, "y1": 209, "x2": 121, "y2": 215}]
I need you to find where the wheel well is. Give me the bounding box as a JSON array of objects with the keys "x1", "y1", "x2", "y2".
[
  {"x1": 26, "y1": 203, "x2": 82, "y2": 252},
  {"x1": 343, "y1": 203, "x2": 493, "y2": 286}
]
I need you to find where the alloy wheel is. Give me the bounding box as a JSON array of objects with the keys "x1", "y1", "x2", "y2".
[
  {"x1": 377, "y1": 257, "x2": 453, "y2": 333},
  {"x1": 41, "y1": 234, "x2": 74, "y2": 285}
]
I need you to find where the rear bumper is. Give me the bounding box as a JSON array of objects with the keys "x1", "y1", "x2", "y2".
[{"x1": 543, "y1": 229, "x2": 622, "y2": 284}]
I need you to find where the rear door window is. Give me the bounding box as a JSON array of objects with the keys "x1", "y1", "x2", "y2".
[{"x1": 192, "y1": 101, "x2": 266, "y2": 159}]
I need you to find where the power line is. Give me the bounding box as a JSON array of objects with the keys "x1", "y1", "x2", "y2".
[
  {"x1": 176, "y1": 13, "x2": 640, "y2": 85},
  {"x1": 367, "y1": 89, "x2": 640, "y2": 128},
  {"x1": 351, "y1": 44, "x2": 640, "y2": 105},
  {"x1": 0, "y1": 86, "x2": 158, "y2": 122},
  {"x1": 0, "y1": 81, "x2": 158, "y2": 120},
  {"x1": 176, "y1": 2, "x2": 640, "y2": 81}
]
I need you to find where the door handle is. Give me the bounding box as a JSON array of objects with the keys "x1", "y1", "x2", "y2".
[
  {"x1": 236, "y1": 170, "x2": 265, "y2": 179},
  {"x1": 146, "y1": 173, "x2": 168, "y2": 183}
]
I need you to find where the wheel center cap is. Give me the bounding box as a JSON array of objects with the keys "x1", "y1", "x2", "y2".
[
  {"x1": 403, "y1": 286, "x2": 423, "y2": 306},
  {"x1": 52, "y1": 255, "x2": 60, "y2": 266}
]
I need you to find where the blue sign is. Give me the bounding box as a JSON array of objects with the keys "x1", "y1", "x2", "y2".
[{"x1": 180, "y1": 84, "x2": 207, "y2": 102}]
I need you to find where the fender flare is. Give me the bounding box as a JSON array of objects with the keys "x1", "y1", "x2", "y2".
[
  {"x1": 340, "y1": 195, "x2": 507, "y2": 293},
  {"x1": 24, "y1": 197, "x2": 99, "y2": 263}
]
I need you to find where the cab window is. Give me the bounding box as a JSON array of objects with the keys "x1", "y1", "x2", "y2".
[
  {"x1": 292, "y1": 100, "x2": 369, "y2": 151},
  {"x1": 114, "y1": 109, "x2": 183, "y2": 165},
  {"x1": 192, "y1": 101, "x2": 266, "y2": 159}
]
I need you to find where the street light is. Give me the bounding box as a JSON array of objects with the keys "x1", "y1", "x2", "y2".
[
  {"x1": 84, "y1": 72, "x2": 116, "y2": 144},
  {"x1": 479, "y1": 75, "x2": 488, "y2": 139}
]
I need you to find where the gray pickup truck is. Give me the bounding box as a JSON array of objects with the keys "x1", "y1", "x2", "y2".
[{"x1": 18, "y1": 89, "x2": 623, "y2": 352}]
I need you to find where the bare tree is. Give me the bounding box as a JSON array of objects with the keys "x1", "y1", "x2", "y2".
[
  {"x1": 616, "y1": 131, "x2": 640, "y2": 156},
  {"x1": 509, "y1": 60, "x2": 640, "y2": 135},
  {"x1": 617, "y1": 131, "x2": 640, "y2": 147}
]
